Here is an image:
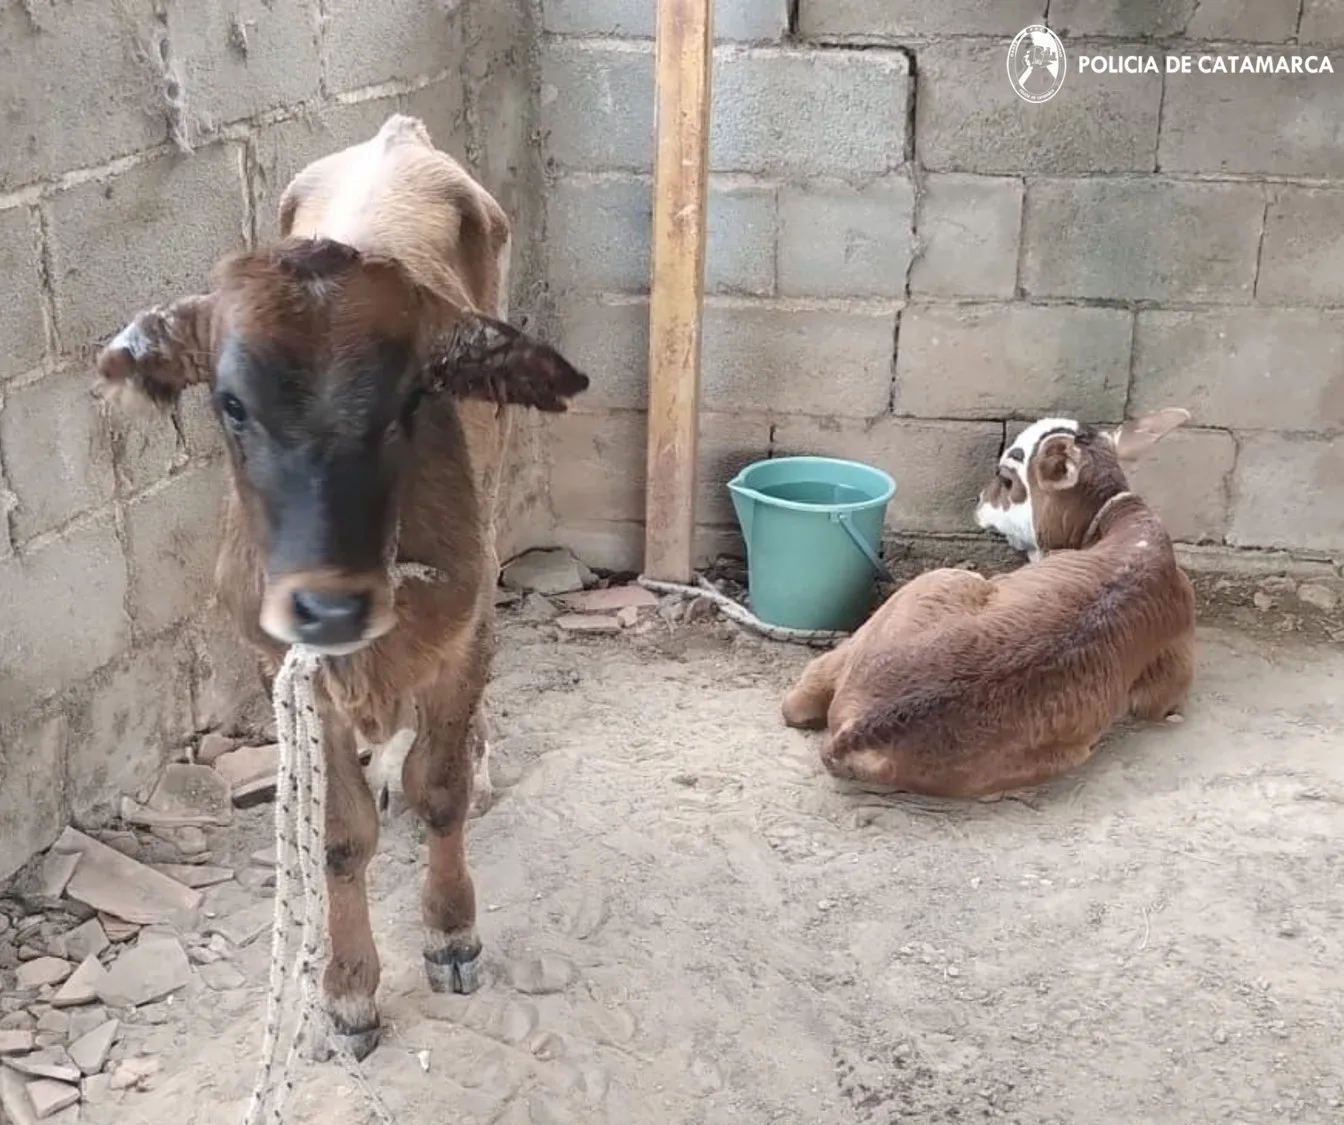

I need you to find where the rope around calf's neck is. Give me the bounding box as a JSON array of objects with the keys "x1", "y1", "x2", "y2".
[{"x1": 243, "y1": 558, "x2": 448, "y2": 1125}]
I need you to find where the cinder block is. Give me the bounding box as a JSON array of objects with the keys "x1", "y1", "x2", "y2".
[
  {"x1": 68, "y1": 633, "x2": 194, "y2": 826},
  {"x1": 0, "y1": 208, "x2": 46, "y2": 380},
  {"x1": 799, "y1": 0, "x2": 1044, "y2": 37},
  {"x1": 549, "y1": 296, "x2": 898, "y2": 417},
  {"x1": 0, "y1": 515, "x2": 130, "y2": 716},
  {"x1": 324, "y1": 0, "x2": 465, "y2": 92},
  {"x1": 712, "y1": 47, "x2": 909, "y2": 178},
  {"x1": 0, "y1": 1, "x2": 165, "y2": 190},
  {"x1": 0, "y1": 713, "x2": 68, "y2": 884},
  {"x1": 550, "y1": 295, "x2": 649, "y2": 410},
  {"x1": 1053, "y1": 0, "x2": 1298, "y2": 38},
  {"x1": 252, "y1": 98, "x2": 404, "y2": 242},
  {"x1": 910, "y1": 175, "x2": 1023, "y2": 299},
  {"x1": 917, "y1": 43, "x2": 1161, "y2": 174},
  {"x1": 1256, "y1": 188, "x2": 1344, "y2": 305},
  {"x1": 1229, "y1": 434, "x2": 1344, "y2": 552},
  {"x1": 1021, "y1": 179, "x2": 1263, "y2": 301},
  {"x1": 702, "y1": 300, "x2": 897, "y2": 416},
  {"x1": 778, "y1": 177, "x2": 916, "y2": 299},
  {"x1": 1132, "y1": 309, "x2": 1344, "y2": 433},
  {"x1": 543, "y1": 0, "x2": 790, "y2": 40},
  {"x1": 1300, "y1": 0, "x2": 1344, "y2": 42},
  {"x1": 894, "y1": 304, "x2": 1131, "y2": 421},
  {"x1": 1, "y1": 373, "x2": 117, "y2": 543},
  {"x1": 110, "y1": 406, "x2": 181, "y2": 496},
  {"x1": 1123, "y1": 429, "x2": 1235, "y2": 544},
  {"x1": 771, "y1": 416, "x2": 1003, "y2": 534},
  {"x1": 553, "y1": 521, "x2": 742, "y2": 573},
  {"x1": 552, "y1": 521, "x2": 645, "y2": 574},
  {"x1": 547, "y1": 174, "x2": 775, "y2": 296},
  {"x1": 542, "y1": 41, "x2": 910, "y2": 178},
  {"x1": 48, "y1": 143, "x2": 246, "y2": 348},
  {"x1": 124, "y1": 468, "x2": 226, "y2": 635},
  {"x1": 541, "y1": 40, "x2": 654, "y2": 171},
  {"x1": 547, "y1": 410, "x2": 770, "y2": 527},
  {"x1": 163, "y1": 0, "x2": 320, "y2": 127},
  {"x1": 1160, "y1": 55, "x2": 1344, "y2": 176}
]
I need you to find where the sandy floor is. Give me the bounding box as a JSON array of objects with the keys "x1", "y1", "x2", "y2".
[{"x1": 101, "y1": 611, "x2": 1343, "y2": 1125}]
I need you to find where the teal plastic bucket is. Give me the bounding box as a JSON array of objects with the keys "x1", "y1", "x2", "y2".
[{"x1": 727, "y1": 456, "x2": 896, "y2": 632}]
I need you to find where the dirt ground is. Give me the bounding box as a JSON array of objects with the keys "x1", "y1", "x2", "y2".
[{"x1": 96, "y1": 609, "x2": 1343, "y2": 1125}]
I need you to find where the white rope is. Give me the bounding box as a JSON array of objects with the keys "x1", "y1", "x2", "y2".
[
  {"x1": 243, "y1": 553, "x2": 446, "y2": 1125},
  {"x1": 636, "y1": 573, "x2": 850, "y2": 648}
]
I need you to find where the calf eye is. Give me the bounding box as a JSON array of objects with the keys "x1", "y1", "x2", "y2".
[{"x1": 218, "y1": 392, "x2": 248, "y2": 428}]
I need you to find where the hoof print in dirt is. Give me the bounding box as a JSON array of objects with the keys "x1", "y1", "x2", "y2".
[{"x1": 425, "y1": 945, "x2": 484, "y2": 994}]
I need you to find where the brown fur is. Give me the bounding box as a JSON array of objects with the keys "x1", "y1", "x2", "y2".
[
  {"x1": 782, "y1": 409, "x2": 1197, "y2": 799},
  {"x1": 93, "y1": 115, "x2": 589, "y2": 1057}
]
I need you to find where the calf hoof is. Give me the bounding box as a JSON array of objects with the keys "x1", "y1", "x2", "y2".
[
  {"x1": 303, "y1": 1012, "x2": 382, "y2": 1063},
  {"x1": 425, "y1": 933, "x2": 485, "y2": 995}
]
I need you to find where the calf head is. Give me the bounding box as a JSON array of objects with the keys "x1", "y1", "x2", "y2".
[
  {"x1": 95, "y1": 237, "x2": 588, "y2": 654},
  {"x1": 974, "y1": 407, "x2": 1189, "y2": 559}
]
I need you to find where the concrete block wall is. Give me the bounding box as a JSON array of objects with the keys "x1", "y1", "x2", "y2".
[
  {"x1": 536, "y1": 0, "x2": 1344, "y2": 571},
  {"x1": 0, "y1": 0, "x2": 543, "y2": 880}
]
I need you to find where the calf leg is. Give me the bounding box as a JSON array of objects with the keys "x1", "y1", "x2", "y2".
[
  {"x1": 403, "y1": 682, "x2": 484, "y2": 995},
  {"x1": 308, "y1": 708, "x2": 383, "y2": 1061},
  {"x1": 1129, "y1": 633, "x2": 1195, "y2": 721},
  {"x1": 782, "y1": 643, "x2": 849, "y2": 729}
]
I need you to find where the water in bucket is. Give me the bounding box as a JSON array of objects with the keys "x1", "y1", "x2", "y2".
[{"x1": 727, "y1": 456, "x2": 896, "y2": 632}]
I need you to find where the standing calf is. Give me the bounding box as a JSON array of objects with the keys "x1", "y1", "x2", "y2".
[
  {"x1": 94, "y1": 115, "x2": 589, "y2": 1059},
  {"x1": 781, "y1": 408, "x2": 1195, "y2": 797}
]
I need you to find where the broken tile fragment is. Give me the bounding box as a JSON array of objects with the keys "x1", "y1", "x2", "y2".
[
  {"x1": 554, "y1": 614, "x2": 621, "y2": 634},
  {"x1": 25, "y1": 1078, "x2": 80, "y2": 1120},
  {"x1": 67, "y1": 1020, "x2": 118, "y2": 1076},
  {"x1": 33, "y1": 1012, "x2": 67, "y2": 1038},
  {"x1": 147, "y1": 864, "x2": 234, "y2": 890},
  {"x1": 0, "y1": 1030, "x2": 36, "y2": 1056},
  {"x1": 94, "y1": 939, "x2": 192, "y2": 1008},
  {"x1": 212, "y1": 744, "x2": 280, "y2": 790},
  {"x1": 617, "y1": 605, "x2": 640, "y2": 628},
  {"x1": 195, "y1": 731, "x2": 238, "y2": 766},
  {"x1": 38, "y1": 853, "x2": 80, "y2": 901},
  {"x1": 52, "y1": 920, "x2": 108, "y2": 964},
  {"x1": 56, "y1": 827, "x2": 202, "y2": 928},
  {"x1": 4, "y1": 1048, "x2": 81, "y2": 1083},
  {"x1": 501, "y1": 548, "x2": 593, "y2": 596},
  {"x1": 14, "y1": 960, "x2": 72, "y2": 992},
  {"x1": 559, "y1": 585, "x2": 658, "y2": 613},
  {"x1": 145, "y1": 764, "x2": 233, "y2": 825},
  {"x1": 50, "y1": 955, "x2": 108, "y2": 1009},
  {"x1": 197, "y1": 962, "x2": 246, "y2": 992},
  {"x1": 108, "y1": 1054, "x2": 160, "y2": 1091}
]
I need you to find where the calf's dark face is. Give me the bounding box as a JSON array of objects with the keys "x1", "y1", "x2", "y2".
[
  {"x1": 214, "y1": 329, "x2": 422, "y2": 652},
  {"x1": 93, "y1": 237, "x2": 592, "y2": 656}
]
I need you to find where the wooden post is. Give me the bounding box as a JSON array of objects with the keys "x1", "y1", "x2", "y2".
[{"x1": 643, "y1": 0, "x2": 713, "y2": 583}]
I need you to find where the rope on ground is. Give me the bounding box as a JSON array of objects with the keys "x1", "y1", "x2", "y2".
[
  {"x1": 636, "y1": 573, "x2": 849, "y2": 649},
  {"x1": 244, "y1": 557, "x2": 446, "y2": 1125}
]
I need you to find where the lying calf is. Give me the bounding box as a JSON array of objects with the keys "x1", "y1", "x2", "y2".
[{"x1": 781, "y1": 408, "x2": 1195, "y2": 798}]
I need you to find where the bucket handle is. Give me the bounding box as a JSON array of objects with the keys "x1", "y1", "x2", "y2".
[{"x1": 830, "y1": 511, "x2": 895, "y2": 583}]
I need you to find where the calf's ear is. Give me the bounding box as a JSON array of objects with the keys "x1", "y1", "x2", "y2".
[
  {"x1": 1111, "y1": 407, "x2": 1190, "y2": 462},
  {"x1": 94, "y1": 294, "x2": 218, "y2": 412},
  {"x1": 1036, "y1": 433, "x2": 1082, "y2": 492},
  {"x1": 428, "y1": 314, "x2": 590, "y2": 412}
]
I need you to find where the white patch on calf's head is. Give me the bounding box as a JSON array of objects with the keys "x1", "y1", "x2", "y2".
[{"x1": 974, "y1": 417, "x2": 1081, "y2": 557}]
